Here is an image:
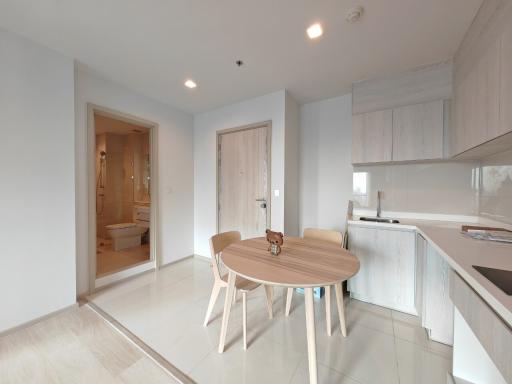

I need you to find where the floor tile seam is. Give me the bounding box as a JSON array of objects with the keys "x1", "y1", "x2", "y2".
[
  {"x1": 184, "y1": 345, "x2": 216, "y2": 376},
  {"x1": 319, "y1": 361, "x2": 365, "y2": 384},
  {"x1": 396, "y1": 337, "x2": 453, "y2": 361},
  {"x1": 286, "y1": 358, "x2": 303, "y2": 384},
  {"x1": 391, "y1": 312, "x2": 402, "y2": 384}
]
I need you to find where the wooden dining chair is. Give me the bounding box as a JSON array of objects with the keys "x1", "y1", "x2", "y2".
[
  {"x1": 203, "y1": 231, "x2": 273, "y2": 349},
  {"x1": 285, "y1": 228, "x2": 347, "y2": 337}
]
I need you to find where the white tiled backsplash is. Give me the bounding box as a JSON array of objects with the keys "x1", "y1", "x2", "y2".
[
  {"x1": 353, "y1": 149, "x2": 512, "y2": 225},
  {"x1": 353, "y1": 161, "x2": 480, "y2": 216},
  {"x1": 479, "y1": 149, "x2": 512, "y2": 225}
]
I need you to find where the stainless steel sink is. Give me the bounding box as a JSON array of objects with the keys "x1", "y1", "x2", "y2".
[{"x1": 359, "y1": 216, "x2": 400, "y2": 224}]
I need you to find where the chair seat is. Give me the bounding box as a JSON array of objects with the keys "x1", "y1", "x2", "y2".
[{"x1": 222, "y1": 274, "x2": 260, "y2": 292}]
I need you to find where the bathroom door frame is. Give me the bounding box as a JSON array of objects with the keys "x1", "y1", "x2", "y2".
[{"x1": 87, "y1": 103, "x2": 160, "y2": 292}]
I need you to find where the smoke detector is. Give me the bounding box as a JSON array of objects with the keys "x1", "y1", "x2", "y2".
[{"x1": 346, "y1": 6, "x2": 364, "y2": 23}]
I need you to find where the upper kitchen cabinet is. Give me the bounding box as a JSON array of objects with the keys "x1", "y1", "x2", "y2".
[
  {"x1": 500, "y1": 19, "x2": 512, "y2": 136},
  {"x1": 452, "y1": 38, "x2": 500, "y2": 154},
  {"x1": 352, "y1": 62, "x2": 452, "y2": 165},
  {"x1": 451, "y1": 0, "x2": 512, "y2": 158},
  {"x1": 392, "y1": 100, "x2": 444, "y2": 161},
  {"x1": 352, "y1": 109, "x2": 393, "y2": 164}
]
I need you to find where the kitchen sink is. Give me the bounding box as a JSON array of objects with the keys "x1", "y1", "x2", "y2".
[{"x1": 359, "y1": 216, "x2": 400, "y2": 224}]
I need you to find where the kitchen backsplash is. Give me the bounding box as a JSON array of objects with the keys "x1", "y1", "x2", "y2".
[
  {"x1": 353, "y1": 161, "x2": 480, "y2": 216},
  {"x1": 479, "y1": 149, "x2": 512, "y2": 224}
]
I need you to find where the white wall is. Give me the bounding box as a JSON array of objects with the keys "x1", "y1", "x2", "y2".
[
  {"x1": 75, "y1": 68, "x2": 194, "y2": 295},
  {"x1": 284, "y1": 93, "x2": 300, "y2": 236},
  {"x1": 299, "y1": 94, "x2": 353, "y2": 233},
  {"x1": 0, "y1": 29, "x2": 76, "y2": 332},
  {"x1": 193, "y1": 91, "x2": 287, "y2": 257}
]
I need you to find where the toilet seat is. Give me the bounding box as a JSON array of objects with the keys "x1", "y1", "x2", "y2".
[{"x1": 106, "y1": 223, "x2": 137, "y2": 230}]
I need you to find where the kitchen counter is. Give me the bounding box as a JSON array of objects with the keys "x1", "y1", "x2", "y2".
[{"x1": 348, "y1": 217, "x2": 512, "y2": 326}]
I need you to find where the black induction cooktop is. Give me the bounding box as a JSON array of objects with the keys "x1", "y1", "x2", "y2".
[{"x1": 473, "y1": 266, "x2": 512, "y2": 296}]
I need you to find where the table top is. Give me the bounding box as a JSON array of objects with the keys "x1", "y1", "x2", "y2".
[{"x1": 221, "y1": 236, "x2": 360, "y2": 288}]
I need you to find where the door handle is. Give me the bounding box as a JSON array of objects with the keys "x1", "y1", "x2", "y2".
[{"x1": 255, "y1": 198, "x2": 266, "y2": 202}]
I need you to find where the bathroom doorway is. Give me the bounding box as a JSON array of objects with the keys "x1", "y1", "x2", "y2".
[{"x1": 88, "y1": 105, "x2": 158, "y2": 290}]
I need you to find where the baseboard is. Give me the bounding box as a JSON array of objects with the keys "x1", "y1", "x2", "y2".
[
  {"x1": 349, "y1": 292, "x2": 418, "y2": 316},
  {"x1": 87, "y1": 302, "x2": 194, "y2": 384},
  {"x1": 0, "y1": 302, "x2": 78, "y2": 337},
  {"x1": 450, "y1": 375, "x2": 474, "y2": 384},
  {"x1": 193, "y1": 253, "x2": 211, "y2": 263},
  {"x1": 158, "y1": 254, "x2": 195, "y2": 270}
]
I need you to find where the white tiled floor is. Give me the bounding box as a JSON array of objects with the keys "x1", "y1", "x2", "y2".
[
  {"x1": 0, "y1": 306, "x2": 179, "y2": 384},
  {"x1": 88, "y1": 257, "x2": 453, "y2": 384}
]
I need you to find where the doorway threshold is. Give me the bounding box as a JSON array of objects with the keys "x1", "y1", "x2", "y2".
[{"x1": 95, "y1": 259, "x2": 156, "y2": 289}]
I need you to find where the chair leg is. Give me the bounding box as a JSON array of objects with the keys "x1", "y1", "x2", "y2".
[
  {"x1": 233, "y1": 288, "x2": 238, "y2": 304},
  {"x1": 334, "y1": 282, "x2": 347, "y2": 337},
  {"x1": 242, "y1": 292, "x2": 247, "y2": 350},
  {"x1": 325, "y1": 285, "x2": 332, "y2": 336},
  {"x1": 203, "y1": 282, "x2": 222, "y2": 327},
  {"x1": 264, "y1": 285, "x2": 273, "y2": 319},
  {"x1": 285, "y1": 287, "x2": 293, "y2": 316},
  {"x1": 219, "y1": 271, "x2": 236, "y2": 353}
]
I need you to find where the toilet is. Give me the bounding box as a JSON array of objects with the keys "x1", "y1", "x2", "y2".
[{"x1": 106, "y1": 206, "x2": 150, "y2": 251}]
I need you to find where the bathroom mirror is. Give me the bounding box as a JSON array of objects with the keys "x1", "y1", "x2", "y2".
[
  {"x1": 143, "y1": 153, "x2": 150, "y2": 197},
  {"x1": 133, "y1": 132, "x2": 150, "y2": 203}
]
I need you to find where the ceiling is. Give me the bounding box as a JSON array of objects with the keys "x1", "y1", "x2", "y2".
[{"x1": 0, "y1": 0, "x2": 482, "y2": 113}]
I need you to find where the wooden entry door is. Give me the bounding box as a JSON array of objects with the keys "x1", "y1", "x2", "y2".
[{"x1": 218, "y1": 123, "x2": 271, "y2": 239}]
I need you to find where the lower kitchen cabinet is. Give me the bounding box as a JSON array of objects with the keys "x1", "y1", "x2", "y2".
[
  {"x1": 348, "y1": 225, "x2": 417, "y2": 314},
  {"x1": 419, "y1": 234, "x2": 454, "y2": 345}
]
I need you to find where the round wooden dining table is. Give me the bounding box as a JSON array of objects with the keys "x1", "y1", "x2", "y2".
[{"x1": 217, "y1": 236, "x2": 360, "y2": 384}]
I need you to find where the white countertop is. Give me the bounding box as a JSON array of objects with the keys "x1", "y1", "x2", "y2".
[{"x1": 348, "y1": 217, "x2": 512, "y2": 326}]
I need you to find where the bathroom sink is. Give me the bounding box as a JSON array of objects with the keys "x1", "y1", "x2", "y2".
[{"x1": 359, "y1": 216, "x2": 400, "y2": 224}]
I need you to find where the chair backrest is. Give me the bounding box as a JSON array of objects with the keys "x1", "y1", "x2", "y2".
[
  {"x1": 303, "y1": 228, "x2": 343, "y2": 247},
  {"x1": 209, "y1": 231, "x2": 241, "y2": 281}
]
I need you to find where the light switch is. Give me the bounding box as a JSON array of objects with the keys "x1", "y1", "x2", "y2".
[{"x1": 274, "y1": 189, "x2": 280, "y2": 197}]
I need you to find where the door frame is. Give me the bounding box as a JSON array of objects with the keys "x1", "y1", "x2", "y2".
[
  {"x1": 216, "y1": 120, "x2": 272, "y2": 235},
  {"x1": 87, "y1": 103, "x2": 160, "y2": 292}
]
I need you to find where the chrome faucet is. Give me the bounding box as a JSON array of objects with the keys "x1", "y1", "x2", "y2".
[{"x1": 376, "y1": 190, "x2": 382, "y2": 218}]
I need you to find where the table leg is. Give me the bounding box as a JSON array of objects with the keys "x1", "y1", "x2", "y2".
[
  {"x1": 304, "y1": 287, "x2": 318, "y2": 384},
  {"x1": 285, "y1": 287, "x2": 293, "y2": 316},
  {"x1": 218, "y1": 271, "x2": 236, "y2": 353},
  {"x1": 325, "y1": 285, "x2": 331, "y2": 336},
  {"x1": 264, "y1": 285, "x2": 273, "y2": 319},
  {"x1": 334, "y1": 282, "x2": 347, "y2": 337}
]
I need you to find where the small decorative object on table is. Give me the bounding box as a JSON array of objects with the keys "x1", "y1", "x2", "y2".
[{"x1": 266, "y1": 229, "x2": 283, "y2": 256}]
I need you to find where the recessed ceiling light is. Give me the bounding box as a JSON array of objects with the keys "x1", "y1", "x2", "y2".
[
  {"x1": 184, "y1": 79, "x2": 197, "y2": 89},
  {"x1": 307, "y1": 23, "x2": 323, "y2": 39}
]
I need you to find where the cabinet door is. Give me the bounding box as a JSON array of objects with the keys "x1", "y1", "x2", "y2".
[
  {"x1": 348, "y1": 226, "x2": 417, "y2": 314},
  {"x1": 452, "y1": 38, "x2": 501, "y2": 154},
  {"x1": 477, "y1": 38, "x2": 500, "y2": 143},
  {"x1": 500, "y1": 20, "x2": 512, "y2": 136},
  {"x1": 451, "y1": 79, "x2": 467, "y2": 155},
  {"x1": 422, "y1": 242, "x2": 454, "y2": 345},
  {"x1": 352, "y1": 109, "x2": 393, "y2": 164},
  {"x1": 392, "y1": 100, "x2": 444, "y2": 161},
  {"x1": 462, "y1": 39, "x2": 501, "y2": 150}
]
